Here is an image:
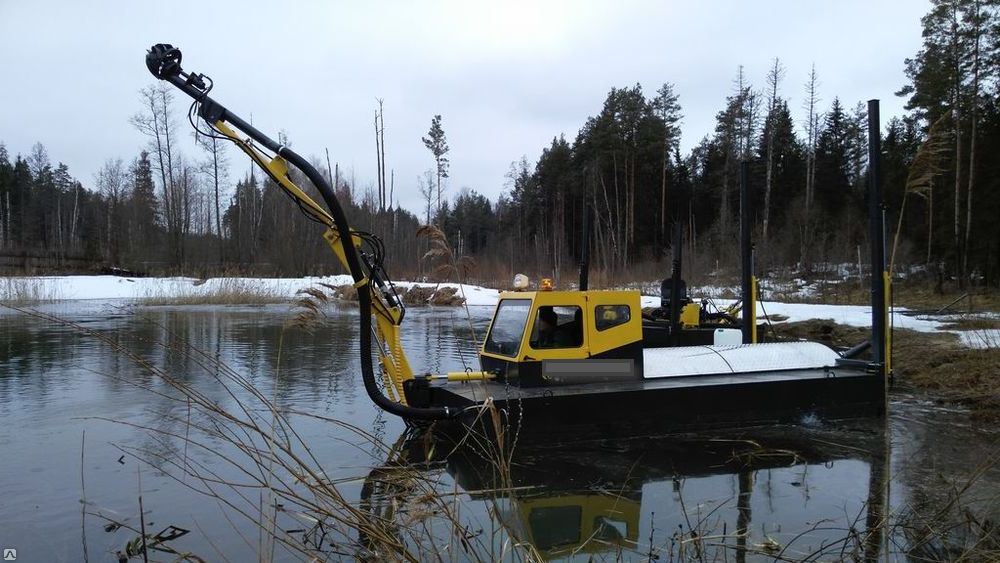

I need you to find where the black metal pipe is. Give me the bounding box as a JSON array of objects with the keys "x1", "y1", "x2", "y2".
[
  {"x1": 579, "y1": 204, "x2": 591, "y2": 291},
  {"x1": 146, "y1": 44, "x2": 454, "y2": 421},
  {"x1": 740, "y1": 161, "x2": 753, "y2": 344},
  {"x1": 841, "y1": 339, "x2": 872, "y2": 359},
  {"x1": 669, "y1": 222, "x2": 683, "y2": 346},
  {"x1": 867, "y1": 100, "x2": 886, "y2": 376}
]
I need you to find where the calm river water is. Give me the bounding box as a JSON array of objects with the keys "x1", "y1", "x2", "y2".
[{"x1": 0, "y1": 301, "x2": 998, "y2": 562}]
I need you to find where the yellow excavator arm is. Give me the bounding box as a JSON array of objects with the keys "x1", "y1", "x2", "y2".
[
  {"x1": 210, "y1": 120, "x2": 416, "y2": 402},
  {"x1": 145, "y1": 43, "x2": 463, "y2": 420}
]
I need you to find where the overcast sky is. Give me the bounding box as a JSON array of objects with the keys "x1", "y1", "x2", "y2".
[{"x1": 0, "y1": 1, "x2": 928, "y2": 215}]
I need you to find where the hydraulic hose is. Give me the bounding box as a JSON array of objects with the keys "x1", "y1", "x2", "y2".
[
  {"x1": 278, "y1": 150, "x2": 454, "y2": 421},
  {"x1": 145, "y1": 44, "x2": 454, "y2": 421}
]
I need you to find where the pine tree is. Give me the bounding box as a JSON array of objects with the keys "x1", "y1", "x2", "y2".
[
  {"x1": 0, "y1": 144, "x2": 11, "y2": 248},
  {"x1": 127, "y1": 151, "x2": 159, "y2": 264},
  {"x1": 755, "y1": 100, "x2": 805, "y2": 245},
  {"x1": 421, "y1": 115, "x2": 450, "y2": 220},
  {"x1": 814, "y1": 98, "x2": 851, "y2": 222},
  {"x1": 652, "y1": 83, "x2": 683, "y2": 240}
]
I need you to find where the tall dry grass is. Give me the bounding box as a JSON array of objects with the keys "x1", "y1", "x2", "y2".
[
  {"x1": 0, "y1": 276, "x2": 59, "y2": 304},
  {"x1": 139, "y1": 277, "x2": 286, "y2": 306}
]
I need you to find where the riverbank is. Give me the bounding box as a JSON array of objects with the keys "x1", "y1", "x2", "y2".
[
  {"x1": 773, "y1": 319, "x2": 1000, "y2": 422},
  {"x1": 0, "y1": 274, "x2": 501, "y2": 306},
  {"x1": 3, "y1": 275, "x2": 997, "y2": 342}
]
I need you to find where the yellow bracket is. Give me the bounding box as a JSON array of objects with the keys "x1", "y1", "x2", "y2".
[
  {"x1": 883, "y1": 270, "x2": 892, "y2": 375},
  {"x1": 322, "y1": 227, "x2": 360, "y2": 274}
]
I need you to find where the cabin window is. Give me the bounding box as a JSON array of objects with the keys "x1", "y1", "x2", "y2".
[
  {"x1": 595, "y1": 305, "x2": 631, "y2": 331},
  {"x1": 484, "y1": 299, "x2": 531, "y2": 356},
  {"x1": 593, "y1": 516, "x2": 628, "y2": 542},
  {"x1": 529, "y1": 306, "x2": 583, "y2": 349},
  {"x1": 528, "y1": 505, "x2": 581, "y2": 550}
]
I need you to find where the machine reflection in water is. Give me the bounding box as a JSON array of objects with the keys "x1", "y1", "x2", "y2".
[{"x1": 360, "y1": 423, "x2": 890, "y2": 561}]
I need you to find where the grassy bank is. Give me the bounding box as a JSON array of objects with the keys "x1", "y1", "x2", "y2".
[
  {"x1": 810, "y1": 281, "x2": 1000, "y2": 312},
  {"x1": 895, "y1": 326, "x2": 1000, "y2": 422},
  {"x1": 773, "y1": 319, "x2": 1000, "y2": 422}
]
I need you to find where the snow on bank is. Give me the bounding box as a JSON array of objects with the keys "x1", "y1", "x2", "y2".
[
  {"x1": 638, "y1": 295, "x2": 939, "y2": 331},
  {"x1": 957, "y1": 329, "x2": 1000, "y2": 349},
  {"x1": 1, "y1": 275, "x2": 501, "y2": 306},
  {"x1": 5, "y1": 275, "x2": 351, "y2": 301},
  {"x1": 4, "y1": 276, "x2": 993, "y2": 348},
  {"x1": 638, "y1": 295, "x2": 998, "y2": 349}
]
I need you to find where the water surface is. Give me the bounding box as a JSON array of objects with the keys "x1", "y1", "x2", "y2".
[{"x1": 0, "y1": 301, "x2": 997, "y2": 561}]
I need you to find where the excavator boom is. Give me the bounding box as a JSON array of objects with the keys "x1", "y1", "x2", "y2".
[{"x1": 145, "y1": 43, "x2": 460, "y2": 421}]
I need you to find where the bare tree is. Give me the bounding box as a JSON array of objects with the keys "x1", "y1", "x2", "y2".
[
  {"x1": 801, "y1": 64, "x2": 821, "y2": 264},
  {"x1": 418, "y1": 169, "x2": 435, "y2": 224},
  {"x1": 195, "y1": 125, "x2": 229, "y2": 263},
  {"x1": 374, "y1": 99, "x2": 388, "y2": 212},
  {"x1": 715, "y1": 66, "x2": 758, "y2": 240},
  {"x1": 26, "y1": 142, "x2": 50, "y2": 179},
  {"x1": 0, "y1": 144, "x2": 8, "y2": 248},
  {"x1": 803, "y1": 65, "x2": 820, "y2": 211},
  {"x1": 762, "y1": 58, "x2": 785, "y2": 240},
  {"x1": 95, "y1": 158, "x2": 128, "y2": 263},
  {"x1": 734, "y1": 66, "x2": 761, "y2": 161},
  {"x1": 131, "y1": 83, "x2": 186, "y2": 267}
]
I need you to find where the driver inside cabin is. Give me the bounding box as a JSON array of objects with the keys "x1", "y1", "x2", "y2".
[{"x1": 532, "y1": 306, "x2": 583, "y2": 348}]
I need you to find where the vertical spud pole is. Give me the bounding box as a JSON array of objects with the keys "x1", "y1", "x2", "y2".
[{"x1": 867, "y1": 100, "x2": 885, "y2": 378}]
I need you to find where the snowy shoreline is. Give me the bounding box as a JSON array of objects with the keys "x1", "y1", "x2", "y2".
[
  {"x1": 3, "y1": 275, "x2": 997, "y2": 348},
  {"x1": 1, "y1": 274, "x2": 503, "y2": 306}
]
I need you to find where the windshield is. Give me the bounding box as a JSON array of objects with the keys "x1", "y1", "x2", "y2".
[{"x1": 484, "y1": 299, "x2": 531, "y2": 357}]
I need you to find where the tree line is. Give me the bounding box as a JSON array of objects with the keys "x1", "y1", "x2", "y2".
[
  {"x1": 1, "y1": 0, "x2": 997, "y2": 288},
  {"x1": 0, "y1": 82, "x2": 426, "y2": 278},
  {"x1": 433, "y1": 0, "x2": 1000, "y2": 288}
]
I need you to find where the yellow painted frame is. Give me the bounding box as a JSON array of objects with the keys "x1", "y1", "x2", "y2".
[{"x1": 480, "y1": 290, "x2": 643, "y2": 363}]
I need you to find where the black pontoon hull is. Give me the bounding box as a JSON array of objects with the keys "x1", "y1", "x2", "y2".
[{"x1": 406, "y1": 367, "x2": 884, "y2": 436}]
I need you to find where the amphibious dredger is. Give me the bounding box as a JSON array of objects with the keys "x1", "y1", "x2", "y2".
[{"x1": 147, "y1": 44, "x2": 892, "y2": 433}]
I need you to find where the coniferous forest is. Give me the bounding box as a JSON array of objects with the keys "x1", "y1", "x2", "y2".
[{"x1": 1, "y1": 0, "x2": 999, "y2": 289}]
